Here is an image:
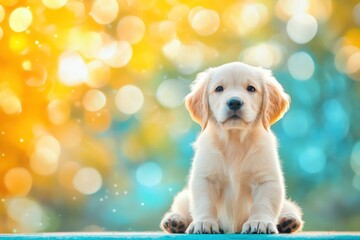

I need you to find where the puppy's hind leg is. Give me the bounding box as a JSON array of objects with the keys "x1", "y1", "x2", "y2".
[
  {"x1": 160, "y1": 188, "x2": 192, "y2": 233},
  {"x1": 277, "y1": 199, "x2": 304, "y2": 233}
]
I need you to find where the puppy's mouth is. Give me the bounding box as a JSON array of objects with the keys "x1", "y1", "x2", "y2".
[
  {"x1": 229, "y1": 114, "x2": 241, "y2": 120},
  {"x1": 221, "y1": 113, "x2": 242, "y2": 123}
]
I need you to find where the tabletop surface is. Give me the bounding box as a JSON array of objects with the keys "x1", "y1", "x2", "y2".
[{"x1": 0, "y1": 232, "x2": 360, "y2": 240}]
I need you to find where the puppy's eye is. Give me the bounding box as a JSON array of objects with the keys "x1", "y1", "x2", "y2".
[
  {"x1": 215, "y1": 86, "x2": 224, "y2": 92},
  {"x1": 247, "y1": 85, "x2": 256, "y2": 92}
]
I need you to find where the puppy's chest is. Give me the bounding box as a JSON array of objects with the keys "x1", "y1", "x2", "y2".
[
  {"x1": 222, "y1": 145, "x2": 254, "y2": 173},
  {"x1": 214, "y1": 145, "x2": 255, "y2": 191}
]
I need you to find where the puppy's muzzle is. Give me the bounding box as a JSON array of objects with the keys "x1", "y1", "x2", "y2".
[{"x1": 227, "y1": 98, "x2": 243, "y2": 111}]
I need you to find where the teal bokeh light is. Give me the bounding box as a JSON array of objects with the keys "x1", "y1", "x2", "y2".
[
  {"x1": 282, "y1": 109, "x2": 312, "y2": 138},
  {"x1": 298, "y1": 146, "x2": 327, "y2": 174}
]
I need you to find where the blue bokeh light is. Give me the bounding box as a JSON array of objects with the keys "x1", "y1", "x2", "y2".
[
  {"x1": 298, "y1": 146, "x2": 327, "y2": 174},
  {"x1": 322, "y1": 99, "x2": 350, "y2": 139},
  {"x1": 282, "y1": 109, "x2": 312, "y2": 137},
  {"x1": 136, "y1": 162, "x2": 163, "y2": 187}
]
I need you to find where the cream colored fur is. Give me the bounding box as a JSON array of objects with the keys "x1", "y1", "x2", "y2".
[{"x1": 161, "y1": 62, "x2": 303, "y2": 234}]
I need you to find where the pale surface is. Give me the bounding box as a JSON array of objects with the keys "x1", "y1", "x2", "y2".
[{"x1": 0, "y1": 232, "x2": 360, "y2": 239}]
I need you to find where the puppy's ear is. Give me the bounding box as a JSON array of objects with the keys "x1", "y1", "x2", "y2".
[
  {"x1": 185, "y1": 69, "x2": 211, "y2": 130},
  {"x1": 261, "y1": 69, "x2": 290, "y2": 130}
]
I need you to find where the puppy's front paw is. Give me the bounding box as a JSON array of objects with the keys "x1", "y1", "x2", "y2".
[
  {"x1": 160, "y1": 212, "x2": 188, "y2": 233},
  {"x1": 241, "y1": 219, "x2": 278, "y2": 234},
  {"x1": 186, "y1": 219, "x2": 220, "y2": 234},
  {"x1": 277, "y1": 215, "x2": 303, "y2": 233}
]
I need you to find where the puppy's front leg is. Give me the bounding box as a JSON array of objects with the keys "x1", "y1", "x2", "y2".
[
  {"x1": 241, "y1": 180, "x2": 284, "y2": 234},
  {"x1": 186, "y1": 174, "x2": 221, "y2": 234}
]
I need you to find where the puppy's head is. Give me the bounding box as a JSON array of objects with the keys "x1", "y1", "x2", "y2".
[{"x1": 186, "y1": 62, "x2": 290, "y2": 130}]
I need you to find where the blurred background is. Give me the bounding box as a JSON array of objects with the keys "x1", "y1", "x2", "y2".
[{"x1": 0, "y1": 0, "x2": 360, "y2": 233}]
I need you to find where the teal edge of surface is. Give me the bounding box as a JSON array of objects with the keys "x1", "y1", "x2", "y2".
[{"x1": 0, "y1": 233, "x2": 360, "y2": 240}]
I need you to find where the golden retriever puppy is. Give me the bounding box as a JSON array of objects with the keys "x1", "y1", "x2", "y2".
[{"x1": 160, "y1": 62, "x2": 303, "y2": 234}]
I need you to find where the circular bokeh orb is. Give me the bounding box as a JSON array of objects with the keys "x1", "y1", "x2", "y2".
[
  {"x1": 190, "y1": 9, "x2": 220, "y2": 36},
  {"x1": 4, "y1": 168, "x2": 32, "y2": 196},
  {"x1": 115, "y1": 85, "x2": 144, "y2": 115},
  {"x1": 9, "y1": 7, "x2": 33, "y2": 32},
  {"x1": 82, "y1": 89, "x2": 107, "y2": 112},
  {"x1": 117, "y1": 16, "x2": 146, "y2": 44},
  {"x1": 286, "y1": 13, "x2": 317, "y2": 44},
  {"x1": 299, "y1": 146, "x2": 326, "y2": 174},
  {"x1": 136, "y1": 162, "x2": 163, "y2": 187},
  {"x1": 73, "y1": 167, "x2": 102, "y2": 195},
  {"x1": 287, "y1": 51, "x2": 315, "y2": 80},
  {"x1": 90, "y1": 0, "x2": 119, "y2": 25}
]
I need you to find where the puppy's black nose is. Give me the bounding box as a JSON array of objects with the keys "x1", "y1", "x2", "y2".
[{"x1": 227, "y1": 98, "x2": 243, "y2": 111}]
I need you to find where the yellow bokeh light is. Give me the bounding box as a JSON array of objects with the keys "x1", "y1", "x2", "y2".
[
  {"x1": 9, "y1": 7, "x2": 33, "y2": 32},
  {"x1": 58, "y1": 51, "x2": 88, "y2": 86},
  {"x1": 242, "y1": 3, "x2": 268, "y2": 29},
  {"x1": 117, "y1": 16, "x2": 146, "y2": 44},
  {"x1": 30, "y1": 148, "x2": 59, "y2": 175},
  {"x1": 82, "y1": 89, "x2": 106, "y2": 112},
  {"x1": 80, "y1": 32, "x2": 103, "y2": 59},
  {"x1": 308, "y1": 0, "x2": 332, "y2": 22},
  {"x1": 162, "y1": 39, "x2": 204, "y2": 74},
  {"x1": 276, "y1": 0, "x2": 332, "y2": 22},
  {"x1": 73, "y1": 167, "x2": 102, "y2": 195},
  {"x1": 188, "y1": 6, "x2": 203, "y2": 21},
  {"x1": 86, "y1": 60, "x2": 111, "y2": 88},
  {"x1": 222, "y1": 2, "x2": 268, "y2": 36},
  {"x1": 276, "y1": 0, "x2": 309, "y2": 21},
  {"x1": 4, "y1": 168, "x2": 32, "y2": 196},
  {"x1": 24, "y1": 62, "x2": 48, "y2": 87},
  {"x1": 241, "y1": 42, "x2": 283, "y2": 68},
  {"x1": 98, "y1": 41, "x2": 132, "y2": 68},
  {"x1": 168, "y1": 4, "x2": 190, "y2": 23},
  {"x1": 47, "y1": 99, "x2": 71, "y2": 125},
  {"x1": 9, "y1": 34, "x2": 28, "y2": 52},
  {"x1": 67, "y1": 29, "x2": 103, "y2": 59},
  {"x1": 1, "y1": 94, "x2": 22, "y2": 115},
  {"x1": 36, "y1": 135, "x2": 61, "y2": 156},
  {"x1": 345, "y1": 28, "x2": 360, "y2": 48},
  {"x1": 190, "y1": 8, "x2": 220, "y2": 36},
  {"x1": 42, "y1": 0, "x2": 67, "y2": 9},
  {"x1": 5, "y1": 197, "x2": 46, "y2": 232},
  {"x1": 90, "y1": 0, "x2": 119, "y2": 25},
  {"x1": 67, "y1": 1, "x2": 85, "y2": 21},
  {"x1": 150, "y1": 20, "x2": 177, "y2": 43},
  {"x1": 286, "y1": 13, "x2": 318, "y2": 44},
  {"x1": 22, "y1": 60, "x2": 31, "y2": 70},
  {"x1": 159, "y1": 21, "x2": 176, "y2": 39},
  {"x1": 0, "y1": 5, "x2": 5, "y2": 23},
  {"x1": 0, "y1": 26, "x2": 3, "y2": 40},
  {"x1": 347, "y1": 52, "x2": 360, "y2": 75},
  {"x1": 115, "y1": 85, "x2": 144, "y2": 115},
  {"x1": 335, "y1": 45, "x2": 358, "y2": 74}
]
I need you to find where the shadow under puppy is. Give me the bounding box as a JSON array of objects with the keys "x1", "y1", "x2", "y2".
[{"x1": 160, "y1": 62, "x2": 303, "y2": 234}]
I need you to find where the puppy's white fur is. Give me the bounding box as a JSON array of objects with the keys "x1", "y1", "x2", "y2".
[{"x1": 161, "y1": 62, "x2": 303, "y2": 234}]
